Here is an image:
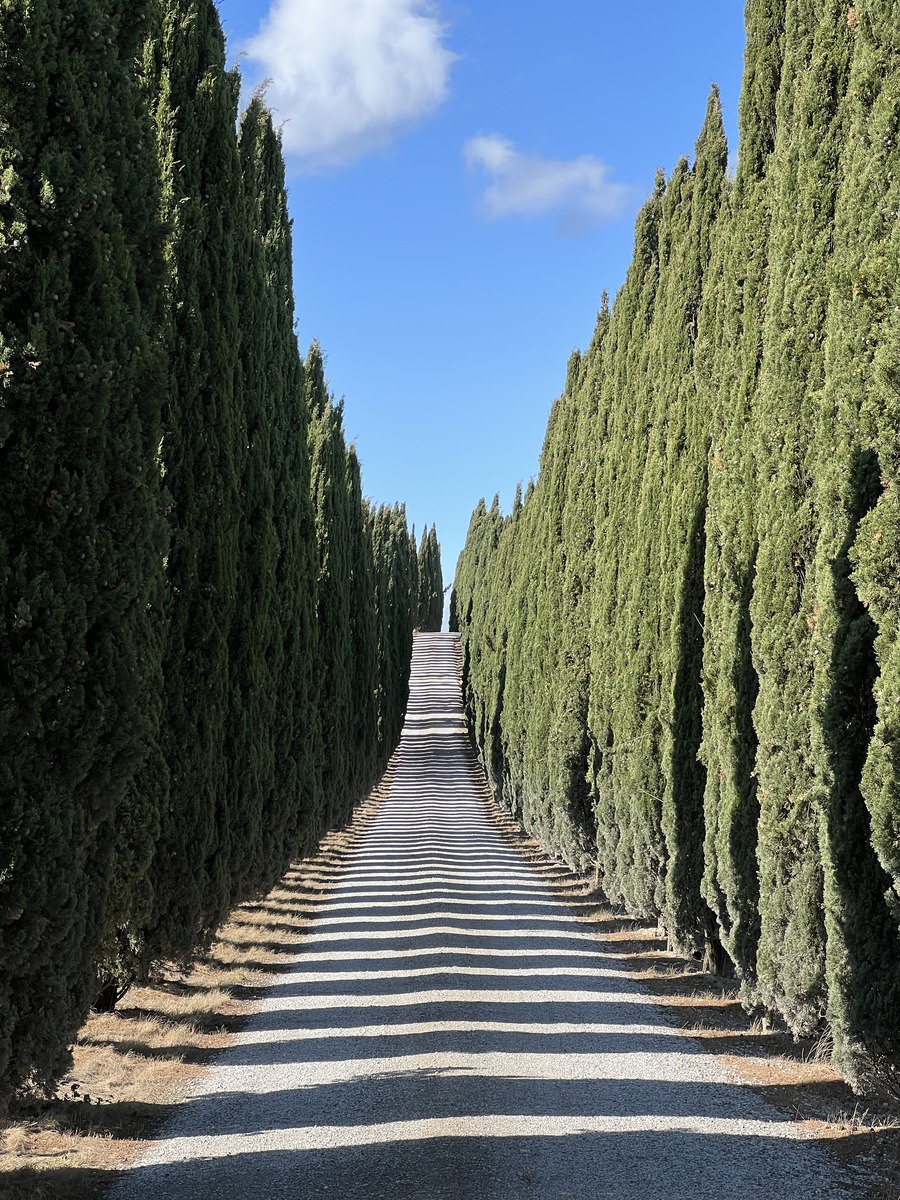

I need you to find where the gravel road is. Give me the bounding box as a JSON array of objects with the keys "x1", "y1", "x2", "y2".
[{"x1": 112, "y1": 632, "x2": 853, "y2": 1199}]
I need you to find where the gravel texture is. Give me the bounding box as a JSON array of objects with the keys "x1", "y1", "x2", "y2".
[{"x1": 112, "y1": 633, "x2": 853, "y2": 1199}]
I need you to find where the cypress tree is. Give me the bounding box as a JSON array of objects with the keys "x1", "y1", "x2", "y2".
[
  {"x1": 545, "y1": 315, "x2": 608, "y2": 868},
  {"x1": 478, "y1": 491, "x2": 521, "y2": 810},
  {"x1": 448, "y1": 585, "x2": 459, "y2": 633},
  {"x1": 393, "y1": 504, "x2": 416, "y2": 733},
  {"x1": 454, "y1": 497, "x2": 488, "y2": 699},
  {"x1": 501, "y1": 480, "x2": 538, "y2": 822},
  {"x1": 251, "y1": 129, "x2": 320, "y2": 866},
  {"x1": 433, "y1": 526, "x2": 445, "y2": 629},
  {"x1": 136, "y1": 0, "x2": 244, "y2": 965},
  {"x1": 430, "y1": 526, "x2": 444, "y2": 629},
  {"x1": 750, "y1": 0, "x2": 853, "y2": 1034},
  {"x1": 588, "y1": 173, "x2": 667, "y2": 914},
  {"x1": 523, "y1": 387, "x2": 570, "y2": 850},
  {"x1": 346, "y1": 444, "x2": 380, "y2": 801},
  {"x1": 218, "y1": 92, "x2": 322, "y2": 901},
  {"x1": 699, "y1": 0, "x2": 786, "y2": 987},
  {"x1": 409, "y1": 524, "x2": 420, "y2": 627},
  {"x1": 417, "y1": 524, "x2": 443, "y2": 632},
  {"x1": 466, "y1": 495, "x2": 505, "y2": 769},
  {"x1": 656, "y1": 91, "x2": 727, "y2": 961},
  {"x1": 455, "y1": 496, "x2": 503, "y2": 744},
  {"x1": 376, "y1": 503, "x2": 416, "y2": 757},
  {"x1": 520, "y1": 358, "x2": 591, "y2": 862},
  {"x1": 222, "y1": 93, "x2": 281, "y2": 902},
  {"x1": 814, "y1": 0, "x2": 900, "y2": 1085},
  {"x1": 0, "y1": 0, "x2": 167, "y2": 1090},
  {"x1": 416, "y1": 525, "x2": 426, "y2": 629},
  {"x1": 611, "y1": 162, "x2": 689, "y2": 922},
  {"x1": 368, "y1": 502, "x2": 394, "y2": 760},
  {"x1": 250, "y1": 100, "x2": 318, "y2": 871},
  {"x1": 306, "y1": 342, "x2": 353, "y2": 832}
]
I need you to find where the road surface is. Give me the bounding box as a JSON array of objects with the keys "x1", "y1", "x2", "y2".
[{"x1": 112, "y1": 632, "x2": 850, "y2": 1199}]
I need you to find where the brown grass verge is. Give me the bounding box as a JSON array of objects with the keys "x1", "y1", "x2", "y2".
[
  {"x1": 484, "y1": 799, "x2": 900, "y2": 1200},
  {"x1": 0, "y1": 760, "x2": 398, "y2": 1200}
]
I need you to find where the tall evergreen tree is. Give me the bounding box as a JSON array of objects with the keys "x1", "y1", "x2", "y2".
[
  {"x1": 455, "y1": 497, "x2": 501, "y2": 739},
  {"x1": 306, "y1": 342, "x2": 353, "y2": 832},
  {"x1": 430, "y1": 526, "x2": 444, "y2": 629},
  {"x1": 655, "y1": 90, "x2": 727, "y2": 961},
  {"x1": 136, "y1": 0, "x2": 244, "y2": 966},
  {"x1": 346, "y1": 445, "x2": 379, "y2": 801},
  {"x1": 609, "y1": 162, "x2": 689, "y2": 921},
  {"x1": 417, "y1": 524, "x2": 443, "y2": 632},
  {"x1": 478, "y1": 490, "x2": 521, "y2": 812},
  {"x1": 223, "y1": 93, "x2": 281, "y2": 903},
  {"x1": 448, "y1": 589, "x2": 459, "y2": 632},
  {"x1": 247, "y1": 102, "x2": 320, "y2": 871},
  {"x1": 520, "y1": 358, "x2": 591, "y2": 862},
  {"x1": 389, "y1": 503, "x2": 416, "y2": 742},
  {"x1": 370, "y1": 502, "x2": 416, "y2": 762},
  {"x1": 814, "y1": 0, "x2": 900, "y2": 1085},
  {"x1": 699, "y1": 0, "x2": 786, "y2": 988},
  {"x1": 545, "y1": 307, "x2": 608, "y2": 866},
  {"x1": 409, "y1": 524, "x2": 420, "y2": 627},
  {"x1": 0, "y1": 0, "x2": 167, "y2": 1091},
  {"x1": 750, "y1": 0, "x2": 853, "y2": 1034},
  {"x1": 588, "y1": 173, "x2": 667, "y2": 913}
]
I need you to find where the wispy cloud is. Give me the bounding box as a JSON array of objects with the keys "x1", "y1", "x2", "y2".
[
  {"x1": 246, "y1": 0, "x2": 455, "y2": 172},
  {"x1": 463, "y1": 134, "x2": 629, "y2": 236}
]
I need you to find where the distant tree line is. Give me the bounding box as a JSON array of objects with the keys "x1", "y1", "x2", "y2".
[
  {"x1": 453, "y1": 1, "x2": 900, "y2": 1094},
  {"x1": 0, "y1": 0, "x2": 423, "y2": 1105},
  {"x1": 415, "y1": 524, "x2": 444, "y2": 632}
]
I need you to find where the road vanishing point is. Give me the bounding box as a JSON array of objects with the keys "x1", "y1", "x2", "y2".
[{"x1": 112, "y1": 633, "x2": 851, "y2": 1199}]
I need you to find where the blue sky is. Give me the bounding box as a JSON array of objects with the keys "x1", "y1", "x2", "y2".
[{"x1": 220, "y1": 0, "x2": 747, "y2": 589}]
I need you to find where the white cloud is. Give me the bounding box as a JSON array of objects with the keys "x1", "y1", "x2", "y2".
[
  {"x1": 463, "y1": 134, "x2": 629, "y2": 236},
  {"x1": 246, "y1": 0, "x2": 454, "y2": 171}
]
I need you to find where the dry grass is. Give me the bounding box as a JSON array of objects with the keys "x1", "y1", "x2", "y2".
[
  {"x1": 0, "y1": 764, "x2": 397, "y2": 1200},
  {"x1": 485, "y1": 798, "x2": 900, "y2": 1200}
]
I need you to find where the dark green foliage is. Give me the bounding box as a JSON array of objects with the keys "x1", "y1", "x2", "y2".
[
  {"x1": 655, "y1": 92, "x2": 727, "y2": 962},
  {"x1": 417, "y1": 524, "x2": 444, "y2": 632},
  {"x1": 750, "y1": 0, "x2": 853, "y2": 1035},
  {"x1": 456, "y1": 0, "x2": 900, "y2": 1090},
  {"x1": 223, "y1": 96, "x2": 320, "y2": 901},
  {"x1": 224, "y1": 94, "x2": 283, "y2": 903},
  {"x1": 138, "y1": 0, "x2": 243, "y2": 967},
  {"x1": 370, "y1": 501, "x2": 417, "y2": 762},
  {"x1": 251, "y1": 123, "x2": 321, "y2": 872},
  {"x1": 448, "y1": 586, "x2": 459, "y2": 633},
  {"x1": 0, "y1": 0, "x2": 422, "y2": 1104},
  {"x1": 589, "y1": 173, "x2": 671, "y2": 909},
  {"x1": 0, "y1": 0, "x2": 167, "y2": 1091},
  {"x1": 409, "y1": 525, "x2": 420, "y2": 629},
  {"x1": 346, "y1": 446, "x2": 380, "y2": 802},
  {"x1": 98, "y1": 63, "x2": 323, "y2": 990},
  {"x1": 306, "y1": 342, "x2": 354, "y2": 832},
  {"x1": 521, "y1": 360, "x2": 595, "y2": 864},
  {"x1": 542, "y1": 336, "x2": 605, "y2": 865},
  {"x1": 698, "y1": 0, "x2": 787, "y2": 989},
  {"x1": 814, "y1": 0, "x2": 900, "y2": 1086},
  {"x1": 454, "y1": 495, "x2": 506, "y2": 808},
  {"x1": 303, "y1": 348, "x2": 417, "y2": 836}
]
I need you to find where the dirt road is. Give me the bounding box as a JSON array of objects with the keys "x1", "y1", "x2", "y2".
[{"x1": 111, "y1": 633, "x2": 851, "y2": 1199}]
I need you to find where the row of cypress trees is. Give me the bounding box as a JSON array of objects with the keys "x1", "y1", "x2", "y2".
[
  {"x1": 453, "y1": 0, "x2": 900, "y2": 1093},
  {"x1": 0, "y1": 0, "x2": 420, "y2": 1105}
]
